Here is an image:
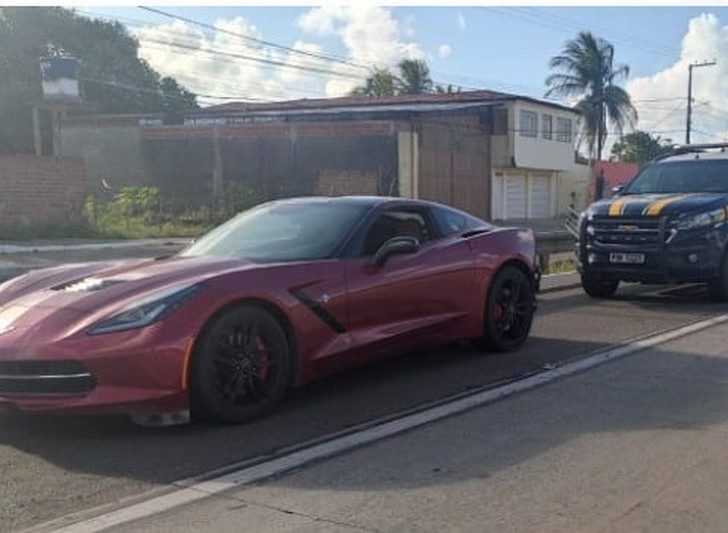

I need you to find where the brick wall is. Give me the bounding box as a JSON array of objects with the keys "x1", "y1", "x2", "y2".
[
  {"x1": 316, "y1": 169, "x2": 378, "y2": 196},
  {"x1": 0, "y1": 156, "x2": 87, "y2": 226}
]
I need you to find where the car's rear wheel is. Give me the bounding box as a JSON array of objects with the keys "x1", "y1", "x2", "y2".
[
  {"x1": 581, "y1": 274, "x2": 619, "y2": 298},
  {"x1": 190, "y1": 305, "x2": 292, "y2": 424},
  {"x1": 483, "y1": 266, "x2": 535, "y2": 352}
]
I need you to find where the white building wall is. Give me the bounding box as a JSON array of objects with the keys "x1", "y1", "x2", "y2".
[{"x1": 511, "y1": 101, "x2": 578, "y2": 171}]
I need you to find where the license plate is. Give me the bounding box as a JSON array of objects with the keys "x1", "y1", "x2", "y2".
[{"x1": 609, "y1": 252, "x2": 645, "y2": 264}]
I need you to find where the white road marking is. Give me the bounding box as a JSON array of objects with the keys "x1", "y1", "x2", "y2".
[{"x1": 44, "y1": 313, "x2": 728, "y2": 533}]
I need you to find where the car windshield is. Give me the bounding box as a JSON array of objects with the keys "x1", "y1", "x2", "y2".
[
  {"x1": 623, "y1": 160, "x2": 728, "y2": 194},
  {"x1": 179, "y1": 201, "x2": 368, "y2": 262}
]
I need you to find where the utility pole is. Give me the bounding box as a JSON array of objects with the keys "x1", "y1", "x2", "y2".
[{"x1": 686, "y1": 60, "x2": 716, "y2": 144}]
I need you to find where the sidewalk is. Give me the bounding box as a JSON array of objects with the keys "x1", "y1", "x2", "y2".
[{"x1": 117, "y1": 322, "x2": 728, "y2": 533}]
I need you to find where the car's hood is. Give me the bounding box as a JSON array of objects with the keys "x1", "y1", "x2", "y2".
[
  {"x1": 0, "y1": 255, "x2": 256, "y2": 314},
  {"x1": 589, "y1": 192, "x2": 728, "y2": 218}
]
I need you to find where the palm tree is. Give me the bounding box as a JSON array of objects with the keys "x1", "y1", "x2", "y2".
[
  {"x1": 545, "y1": 31, "x2": 637, "y2": 162},
  {"x1": 351, "y1": 67, "x2": 397, "y2": 97},
  {"x1": 396, "y1": 59, "x2": 433, "y2": 95},
  {"x1": 435, "y1": 83, "x2": 461, "y2": 94},
  {"x1": 351, "y1": 59, "x2": 434, "y2": 97}
]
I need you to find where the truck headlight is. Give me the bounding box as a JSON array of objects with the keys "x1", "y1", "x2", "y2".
[{"x1": 672, "y1": 208, "x2": 727, "y2": 231}]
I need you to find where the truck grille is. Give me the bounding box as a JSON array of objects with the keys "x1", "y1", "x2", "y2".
[
  {"x1": 588, "y1": 217, "x2": 664, "y2": 246},
  {"x1": 0, "y1": 360, "x2": 95, "y2": 395}
]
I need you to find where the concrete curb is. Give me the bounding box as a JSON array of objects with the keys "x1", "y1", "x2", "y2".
[
  {"x1": 0, "y1": 239, "x2": 190, "y2": 255},
  {"x1": 539, "y1": 271, "x2": 581, "y2": 294}
]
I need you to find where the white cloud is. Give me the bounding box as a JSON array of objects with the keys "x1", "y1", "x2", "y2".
[
  {"x1": 133, "y1": 17, "x2": 327, "y2": 103},
  {"x1": 297, "y1": 6, "x2": 426, "y2": 96},
  {"x1": 457, "y1": 12, "x2": 466, "y2": 31},
  {"x1": 627, "y1": 13, "x2": 728, "y2": 144},
  {"x1": 129, "y1": 7, "x2": 428, "y2": 103},
  {"x1": 438, "y1": 44, "x2": 452, "y2": 59}
]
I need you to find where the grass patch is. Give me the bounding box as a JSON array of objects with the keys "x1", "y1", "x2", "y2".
[
  {"x1": 0, "y1": 222, "x2": 102, "y2": 241},
  {"x1": 543, "y1": 259, "x2": 577, "y2": 275},
  {"x1": 0, "y1": 218, "x2": 212, "y2": 242}
]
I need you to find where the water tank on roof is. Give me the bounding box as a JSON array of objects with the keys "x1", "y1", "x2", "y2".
[{"x1": 39, "y1": 56, "x2": 81, "y2": 103}]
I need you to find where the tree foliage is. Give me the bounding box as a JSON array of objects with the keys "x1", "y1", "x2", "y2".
[
  {"x1": 351, "y1": 59, "x2": 441, "y2": 97},
  {"x1": 396, "y1": 59, "x2": 433, "y2": 95},
  {"x1": 545, "y1": 31, "x2": 637, "y2": 161},
  {"x1": 350, "y1": 67, "x2": 398, "y2": 97},
  {"x1": 0, "y1": 7, "x2": 197, "y2": 154},
  {"x1": 611, "y1": 130, "x2": 675, "y2": 165}
]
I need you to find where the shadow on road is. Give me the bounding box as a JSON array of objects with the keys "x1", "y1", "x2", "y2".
[
  {"x1": 0, "y1": 284, "x2": 725, "y2": 529},
  {"x1": 0, "y1": 336, "x2": 614, "y2": 486},
  {"x1": 267, "y1": 342, "x2": 728, "y2": 494}
]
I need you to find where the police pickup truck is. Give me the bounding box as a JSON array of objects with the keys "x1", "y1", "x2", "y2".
[{"x1": 577, "y1": 143, "x2": 728, "y2": 300}]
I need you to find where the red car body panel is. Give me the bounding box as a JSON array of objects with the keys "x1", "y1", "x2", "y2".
[{"x1": 0, "y1": 198, "x2": 536, "y2": 418}]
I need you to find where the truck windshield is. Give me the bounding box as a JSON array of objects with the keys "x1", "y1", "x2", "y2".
[{"x1": 624, "y1": 160, "x2": 728, "y2": 194}]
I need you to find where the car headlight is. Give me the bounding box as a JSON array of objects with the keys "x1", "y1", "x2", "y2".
[
  {"x1": 88, "y1": 283, "x2": 202, "y2": 335},
  {"x1": 672, "y1": 208, "x2": 727, "y2": 231}
]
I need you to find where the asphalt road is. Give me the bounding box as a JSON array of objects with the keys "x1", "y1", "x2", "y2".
[
  {"x1": 1, "y1": 278, "x2": 726, "y2": 531},
  {"x1": 125, "y1": 321, "x2": 728, "y2": 533}
]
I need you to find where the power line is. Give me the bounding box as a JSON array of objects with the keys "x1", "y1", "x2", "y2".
[
  {"x1": 83, "y1": 8, "x2": 584, "y2": 104},
  {"x1": 80, "y1": 76, "x2": 276, "y2": 103},
  {"x1": 138, "y1": 6, "x2": 371, "y2": 73},
  {"x1": 138, "y1": 38, "x2": 364, "y2": 81},
  {"x1": 517, "y1": 7, "x2": 679, "y2": 60}
]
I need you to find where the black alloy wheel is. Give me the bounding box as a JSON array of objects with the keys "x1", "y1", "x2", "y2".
[
  {"x1": 484, "y1": 266, "x2": 535, "y2": 352},
  {"x1": 707, "y1": 251, "x2": 728, "y2": 302},
  {"x1": 190, "y1": 306, "x2": 292, "y2": 424}
]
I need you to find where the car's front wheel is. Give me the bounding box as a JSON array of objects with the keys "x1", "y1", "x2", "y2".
[
  {"x1": 581, "y1": 274, "x2": 619, "y2": 299},
  {"x1": 707, "y1": 253, "x2": 728, "y2": 302},
  {"x1": 190, "y1": 305, "x2": 292, "y2": 424},
  {"x1": 483, "y1": 266, "x2": 535, "y2": 352}
]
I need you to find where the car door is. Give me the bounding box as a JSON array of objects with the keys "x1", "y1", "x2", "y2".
[{"x1": 343, "y1": 203, "x2": 476, "y2": 357}]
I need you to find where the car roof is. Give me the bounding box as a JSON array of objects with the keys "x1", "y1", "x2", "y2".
[
  {"x1": 656, "y1": 150, "x2": 728, "y2": 163},
  {"x1": 270, "y1": 195, "x2": 444, "y2": 209}
]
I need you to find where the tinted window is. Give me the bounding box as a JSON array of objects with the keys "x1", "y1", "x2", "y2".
[
  {"x1": 431, "y1": 205, "x2": 487, "y2": 236},
  {"x1": 624, "y1": 160, "x2": 728, "y2": 194},
  {"x1": 181, "y1": 201, "x2": 368, "y2": 261},
  {"x1": 361, "y1": 209, "x2": 431, "y2": 256}
]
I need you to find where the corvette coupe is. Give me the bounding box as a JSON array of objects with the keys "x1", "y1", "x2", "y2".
[{"x1": 0, "y1": 197, "x2": 538, "y2": 425}]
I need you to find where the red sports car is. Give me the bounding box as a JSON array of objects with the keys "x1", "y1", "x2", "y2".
[{"x1": 0, "y1": 197, "x2": 538, "y2": 425}]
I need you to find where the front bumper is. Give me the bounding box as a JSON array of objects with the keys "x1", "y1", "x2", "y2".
[
  {"x1": 0, "y1": 323, "x2": 190, "y2": 416},
  {"x1": 578, "y1": 219, "x2": 727, "y2": 284}
]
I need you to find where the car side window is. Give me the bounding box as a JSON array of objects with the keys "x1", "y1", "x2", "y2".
[
  {"x1": 360, "y1": 209, "x2": 432, "y2": 256},
  {"x1": 431, "y1": 206, "x2": 470, "y2": 236}
]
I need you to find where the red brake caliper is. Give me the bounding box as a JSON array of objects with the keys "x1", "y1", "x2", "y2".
[{"x1": 255, "y1": 337, "x2": 269, "y2": 380}]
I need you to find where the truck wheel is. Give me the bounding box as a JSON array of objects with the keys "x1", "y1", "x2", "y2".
[
  {"x1": 581, "y1": 275, "x2": 619, "y2": 299},
  {"x1": 707, "y1": 255, "x2": 728, "y2": 302}
]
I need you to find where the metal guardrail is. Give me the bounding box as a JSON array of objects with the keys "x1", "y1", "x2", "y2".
[
  {"x1": 536, "y1": 231, "x2": 575, "y2": 255},
  {"x1": 564, "y1": 206, "x2": 581, "y2": 239}
]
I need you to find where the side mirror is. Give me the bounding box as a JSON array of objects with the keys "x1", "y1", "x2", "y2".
[
  {"x1": 612, "y1": 184, "x2": 625, "y2": 196},
  {"x1": 371, "y1": 236, "x2": 419, "y2": 268}
]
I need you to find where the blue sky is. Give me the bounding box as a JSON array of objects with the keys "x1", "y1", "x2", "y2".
[
  {"x1": 82, "y1": 5, "x2": 728, "y2": 143},
  {"x1": 83, "y1": 6, "x2": 721, "y2": 93}
]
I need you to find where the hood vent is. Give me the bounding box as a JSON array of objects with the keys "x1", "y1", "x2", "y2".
[{"x1": 54, "y1": 277, "x2": 125, "y2": 293}]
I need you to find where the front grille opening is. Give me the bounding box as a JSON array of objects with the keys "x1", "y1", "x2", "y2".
[
  {"x1": 589, "y1": 217, "x2": 664, "y2": 245},
  {"x1": 0, "y1": 360, "x2": 96, "y2": 395}
]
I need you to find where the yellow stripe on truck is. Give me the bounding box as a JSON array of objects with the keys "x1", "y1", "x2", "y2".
[
  {"x1": 608, "y1": 198, "x2": 627, "y2": 216},
  {"x1": 644, "y1": 195, "x2": 686, "y2": 216}
]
